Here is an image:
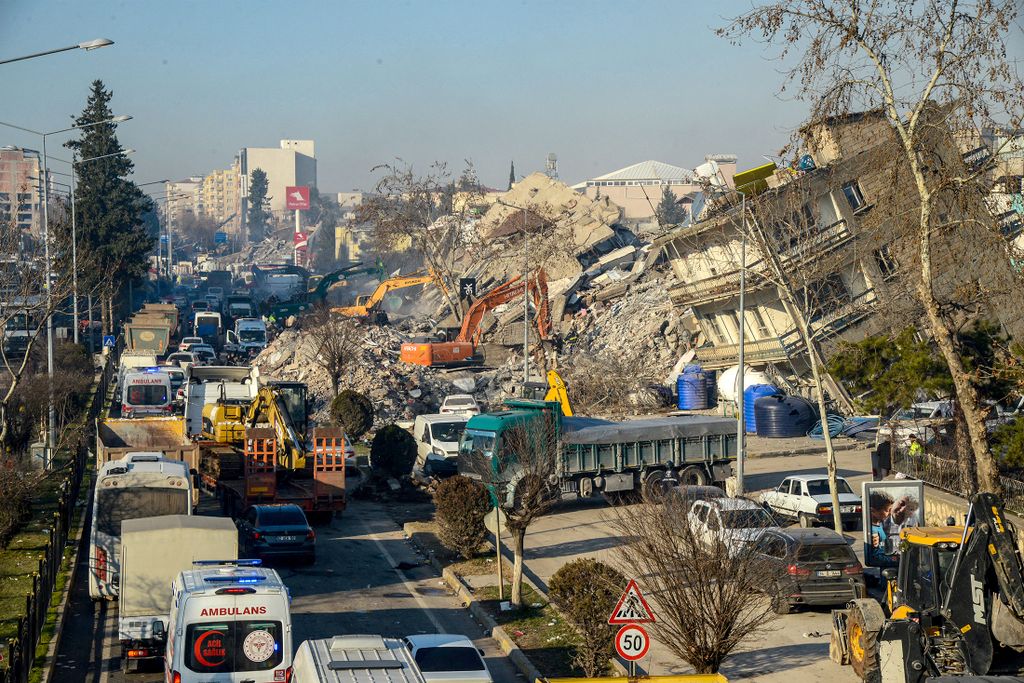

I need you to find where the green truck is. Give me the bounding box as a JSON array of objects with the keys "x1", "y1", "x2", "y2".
[{"x1": 458, "y1": 399, "x2": 737, "y2": 505}]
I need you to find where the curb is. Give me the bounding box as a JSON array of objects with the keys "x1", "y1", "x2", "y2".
[
  {"x1": 747, "y1": 440, "x2": 866, "y2": 459},
  {"x1": 403, "y1": 523, "x2": 542, "y2": 683},
  {"x1": 39, "y1": 470, "x2": 93, "y2": 683}
]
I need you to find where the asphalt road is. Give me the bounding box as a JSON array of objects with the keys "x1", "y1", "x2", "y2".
[
  {"x1": 499, "y1": 442, "x2": 875, "y2": 683},
  {"x1": 52, "y1": 496, "x2": 522, "y2": 683}
]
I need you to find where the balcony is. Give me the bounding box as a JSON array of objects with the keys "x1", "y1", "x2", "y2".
[
  {"x1": 779, "y1": 288, "x2": 876, "y2": 354},
  {"x1": 668, "y1": 219, "x2": 853, "y2": 307},
  {"x1": 694, "y1": 338, "x2": 790, "y2": 369}
]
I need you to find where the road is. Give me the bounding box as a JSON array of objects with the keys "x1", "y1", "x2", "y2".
[
  {"x1": 52, "y1": 497, "x2": 522, "y2": 682},
  {"x1": 500, "y1": 442, "x2": 875, "y2": 683}
]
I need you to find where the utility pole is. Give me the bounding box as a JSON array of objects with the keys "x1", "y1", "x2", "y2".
[{"x1": 736, "y1": 194, "x2": 747, "y2": 494}]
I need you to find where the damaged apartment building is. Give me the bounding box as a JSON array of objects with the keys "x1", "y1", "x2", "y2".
[{"x1": 655, "y1": 108, "x2": 1024, "y2": 400}]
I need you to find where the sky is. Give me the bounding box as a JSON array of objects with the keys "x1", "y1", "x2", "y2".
[{"x1": 0, "y1": 0, "x2": 815, "y2": 193}]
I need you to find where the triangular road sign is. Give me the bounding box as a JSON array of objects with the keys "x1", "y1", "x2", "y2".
[{"x1": 608, "y1": 579, "x2": 656, "y2": 624}]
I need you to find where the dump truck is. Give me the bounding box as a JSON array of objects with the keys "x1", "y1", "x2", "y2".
[
  {"x1": 117, "y1": 515, "x2": 236, "y2": 672},
  {"x1": 96, "y1": 416, "x2": 200, "y2": 472},
  {"x1": 138, "y1": 303, "x2": 179, "y2": 337},
  {"x1": 459, "y1": 399, "x2": 737, "y2": 505},
  {"x1": 124, "y1": 318, "x2": 172, "y2": 357}
]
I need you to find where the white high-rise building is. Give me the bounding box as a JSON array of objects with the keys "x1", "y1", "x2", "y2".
[{"x1": 239, "y1": 140, "x2": 317, "y2": 227}]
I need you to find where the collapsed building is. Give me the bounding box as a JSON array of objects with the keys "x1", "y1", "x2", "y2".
[{"x1": 655, "y1": 108, "x2": 1024, "y2": 402}]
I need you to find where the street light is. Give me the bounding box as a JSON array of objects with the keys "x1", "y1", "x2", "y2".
[
  {"x1": 0, "y1": 114, "x2": 132, "y2": 468},
  {"x1": 0, "y1": 38, "x2": 114, "y2": 66},
  {"x1": 497, "y1": 190, "x2": 540, "y2": 386}
]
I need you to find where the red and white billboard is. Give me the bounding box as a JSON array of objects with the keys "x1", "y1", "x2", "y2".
[{"x1": 285, "y1": 186, "x2": 310, "y2": 211}]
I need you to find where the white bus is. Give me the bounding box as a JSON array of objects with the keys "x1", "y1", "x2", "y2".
[{"x1": 89, "y1": 453, "x2": 193, "y2": 600}]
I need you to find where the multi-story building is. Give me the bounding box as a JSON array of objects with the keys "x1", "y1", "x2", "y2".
[
  {"x1": 239, "y1": 140, "x2": 317, "y2": 235},
  {"x1": 655, "y1": 109, "x2": 1022, "y2": 395},
  {"x1": 200, "y1": 158, "x2": 242, "y2": 234},
  {"x1": 576, "y1": 156, "x2": 737, "y2": 222},
  {"x1": 0, "y1": 147, "x2": 43, "y2": 236},
  {"x1": 165, "y1": 176, "x2": 204, "y2": 223}
]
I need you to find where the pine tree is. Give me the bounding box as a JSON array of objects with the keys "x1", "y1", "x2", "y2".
[
  {"x1": 508, "y1": 161, "x2": 515, "y2": 190},
  {"x1": 63, "y1": 80, "x2": 154, "y2": 333},
  {"x1": 247, "y1": 168, "x2": 271, "y2": 241},
  {"x1": 655, "y1": 185, "x2": 686, "y2": 226}
]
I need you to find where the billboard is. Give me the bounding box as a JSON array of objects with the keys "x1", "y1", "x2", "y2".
[
  {"x1": 861, "y1": 480, "x2": 925, "y2": 568},
  {"x1": 285, "y1": 186, "x2": 310, "y2": 211}
]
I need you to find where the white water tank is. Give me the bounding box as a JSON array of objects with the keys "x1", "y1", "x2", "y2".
[{"x1": 717, "y1": 364, "x2": 771, "y2": 402}]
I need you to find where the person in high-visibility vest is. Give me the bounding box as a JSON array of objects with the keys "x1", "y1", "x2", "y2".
[{"x1": 908, "y1": 433, "x2": 924, "y2": 460}]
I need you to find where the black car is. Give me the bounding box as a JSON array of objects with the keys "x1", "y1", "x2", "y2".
[
  {"x1": 752, "y1": 527, "x2": 864, "y2": 613},
  {"x1": 237, "y1": 504, "x2": 316, "y2": 564}
]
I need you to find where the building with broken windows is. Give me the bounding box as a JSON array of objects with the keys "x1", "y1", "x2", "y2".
[{"x1": 655, "y1": 109, "x2": 1023, "y2": 395}]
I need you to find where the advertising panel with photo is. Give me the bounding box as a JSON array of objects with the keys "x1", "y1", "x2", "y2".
[{"x1": 861, "y1": 480, "x2": 925, "y2": 568}]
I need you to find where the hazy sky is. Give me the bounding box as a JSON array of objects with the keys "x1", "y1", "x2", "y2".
[{"x1": 1, "y1": 0, "x2": 816, "y2": 192}]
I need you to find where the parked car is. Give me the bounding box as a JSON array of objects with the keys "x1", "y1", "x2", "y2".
[
  {"x1": 190, "y1": 343, "x2": 217, "y2": 364},
  {"x1": 165, "y1": 351, "x2": 198, "y2": 370},
  {"x1": 759, "y1": 474, "x2": 862, "y2": 530},
  {"x1": 439, "y1": 394, "x2": 481, "y2": 416},
  {"x1": 403, "y1": 634, "x2": 493, "y2": 683},
  {"x1": 413, "y1": 414, "x2": 469, "y2": 478},
  {"x1": 877, "y1": 400, "x2": 953, "y2": 447},
  {"x1": 751, "y1": 527, "x2": 864, "y2": 613},
  {"x1": 687, "y1": 497, "x2": 778, "y2": 556},
  {"x1": 237, "y1": 504, "x2": 316, "y2": 564},
  {"x1": 178, "y1": 336, "x2": 204, "y2": 352},
  {"x1": 669, "y1": 484, "x2": 727, "y2": 505}
]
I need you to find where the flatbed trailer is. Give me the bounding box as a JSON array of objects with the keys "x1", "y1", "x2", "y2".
[{"x1": 198, "y1": 427, "x2": 346, "y2": 524}]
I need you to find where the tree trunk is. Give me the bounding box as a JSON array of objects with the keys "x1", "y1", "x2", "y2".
[
  {"x1": 953, "y1": 400, "x2": 978, "y2": 494},
  {"x1": 509, "y1": 525, "x2": 526, "y2": 608}
]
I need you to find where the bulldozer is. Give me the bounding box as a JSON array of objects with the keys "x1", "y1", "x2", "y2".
[{"x1": 832, "y1": 492, "x2": 1024, "y2": 682}]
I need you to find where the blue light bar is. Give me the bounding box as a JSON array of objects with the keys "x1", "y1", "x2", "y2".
[
  {"x1": 193, "y1": 559, "x2": 262, "y2": 566},
  {"x1": 204, "y1": 574, "x2": 268, "y2": 584}
]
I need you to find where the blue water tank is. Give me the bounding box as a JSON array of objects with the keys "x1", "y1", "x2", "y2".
[
  {"x1": 705, "y1": 370, "x2": 718, "y2": 405},
  {"x1": 744, "y1": 384, "x2": 779, "y2": 433},
  {"x1": 677, "y1": 369, "x2": 709, "y2": 410},
  {"x1": 754, "y1": 394, "x2": 818, "y2": 438}
]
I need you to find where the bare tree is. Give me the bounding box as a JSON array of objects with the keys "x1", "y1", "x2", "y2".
[
  {"x1": 477, "y1": 414, "x2": 559, "y2": 608},
  {"x1": 612, "y1": 494, "x2": 783, "y2": 674},
  {"x1": 721, "y1": 0, "x2": 1024, "y2": 493},
  {"x1": 358, "y1": 161, "x2": 485, "y2": 321},
  {"x1": 303, "y1": 306, "x2": 366, "y2": 396}
]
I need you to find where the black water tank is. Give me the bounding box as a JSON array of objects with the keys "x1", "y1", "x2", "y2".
[{"x1": 754, "y1": 394, "x2": 817, "y2": 438}]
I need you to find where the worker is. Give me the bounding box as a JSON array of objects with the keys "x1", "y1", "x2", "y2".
[
  {"x1": 908, "y1": 434, "x2": 924, "y2": 460},
  {"x1": 872, "y1": 438, "x2": 892, "y2": 481}
]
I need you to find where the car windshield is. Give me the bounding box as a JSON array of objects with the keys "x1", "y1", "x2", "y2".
[
  {"x1": 797, "y1": 543, "x2": 858, "y2": 563},
  {"x1": 446, "y1": 397, "x2": 475, "y2": 407},
  {"x1": 239, "y1": 329, "x2": 265, "y2": 342},
  {"x1": 257, "y1": 507, "x2": 307, "y2": 526},
  {"x1": 720, "y1": 508, "x2": 775, "y2": 529},
  {"x1": 806, "y1": 479, "x2": 853, "y2": 496},
  {"x1": 431, "y1": 421, "x2": 467, "y2": 442},
  {"x1": 414, "y1": 646, "x2": 485, "y2": 672},
  {"x1": 460, "y1": 430, "x2": 495, "y2": 458}
]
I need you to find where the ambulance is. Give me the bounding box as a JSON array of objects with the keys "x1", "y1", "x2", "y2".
[{"x1": 165, "y1": 561, "x2": 292, "y2": 683}]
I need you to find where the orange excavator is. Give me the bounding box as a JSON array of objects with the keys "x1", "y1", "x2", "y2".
[{"x1": 400, "y1": 271, "x2": 552, "y2": 367}]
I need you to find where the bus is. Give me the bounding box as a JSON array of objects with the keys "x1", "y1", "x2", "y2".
[{"x1": 89, "y1": 453, "x2": 193, "y2": 600}]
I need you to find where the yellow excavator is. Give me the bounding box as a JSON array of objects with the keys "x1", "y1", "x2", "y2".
[
  {"x1": 331, "y1": 269, "x2": 446, "y2": 322},
  {"x1": 521, "y1": 369, "x2": 573, "y2": 416},
  {"x1": 201, "y1": 381, "x2": 310, "y2": 469}
]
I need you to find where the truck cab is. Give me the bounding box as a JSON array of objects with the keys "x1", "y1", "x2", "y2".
[
  {"x1": 166, "y1": 562, "x2": 292, "y2": 683},
  {"x1": 194, "y1": 312, "x2": 224, "y2": 350},
  {"x1": 225, "y1": 318, "x2": 268, "y2": 358}
]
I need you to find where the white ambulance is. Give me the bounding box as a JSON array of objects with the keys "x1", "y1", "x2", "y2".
[{"x1": 165, "y1": 561, "x2": 292, "y2": 683}]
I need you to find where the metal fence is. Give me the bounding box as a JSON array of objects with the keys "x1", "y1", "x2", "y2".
[
  {"x1": 2, "y1": 344, "x2": 118, "y2": 683},
  {"x1": 892, "y1": 450, "x2": 1024, "y2": 518}
]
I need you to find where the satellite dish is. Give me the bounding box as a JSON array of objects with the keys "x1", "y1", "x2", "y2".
[{"x1": 694, "y1": 160, "x2": 725, "y2": 187}]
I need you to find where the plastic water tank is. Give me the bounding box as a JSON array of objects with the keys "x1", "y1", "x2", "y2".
[
  {"x1": 744, "y1": 384, "x2": 780, "y2": 433},
  {"x1": 754, "y1": 394, "x2": 818, "y2": 438},
  {"x1": 717, "y1": 365, "x2": 771, "y2": 403},
  {"x1": 677, "y1": 367, "x2": 709, "y2": 410}
]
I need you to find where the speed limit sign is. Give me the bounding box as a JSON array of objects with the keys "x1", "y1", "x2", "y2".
[{"x1": 615, "y1": 624, "x2": 650, "y2": 661}]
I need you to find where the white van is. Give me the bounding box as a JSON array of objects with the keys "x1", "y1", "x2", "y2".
[
  {"x1": 291, "y1": 635, "x2": 426, "y2": 683},
  {"x1": 165, "y1": 562, "x2": 292, "y2": 683},
  {"x1": 121, "y1": 368, "x2": 173, "y2": 418},
  {"x1": 413, "y1": 414, "x2": 468, "y2": 478}
]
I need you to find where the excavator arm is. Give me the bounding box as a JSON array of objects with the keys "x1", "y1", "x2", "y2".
[
  {"x1": 244, "y1": 383, "x2": 308, "y2": 470},
  {"x1": 459, "y1": 271, "x2": 552, "y2": 346},
  {"x1": 332, "y1": 268, "x2": 443, "y2": 318}
]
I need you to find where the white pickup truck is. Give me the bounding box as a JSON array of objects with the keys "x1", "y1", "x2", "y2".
[{"x1": 759, "y1": 473, "x2": 862, "y2": 531}]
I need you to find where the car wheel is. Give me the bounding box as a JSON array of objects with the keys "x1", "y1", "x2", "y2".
[
  {"x1": 771, "y1": 591, "x2": 793, "y2": 615},
  {"x1": 799, "y1": 513, "x2": 815, "y2": 528}
]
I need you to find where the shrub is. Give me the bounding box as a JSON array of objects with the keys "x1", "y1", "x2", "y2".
[
  {"x1": 330, "y1": 390, "x2": 375, "y2": 440},
  {"x1": 549, "y1": 558, "x2": 626, "y2": 677},
  {"x1": 0, "y1": 462, "x2": 36, "y2": 548},
  {"x1": 433, "y1": 475, "x2": 491, "y2": 559},
  {"x1": 369, "y1": 424, "x2": 417, "y2": 479}
]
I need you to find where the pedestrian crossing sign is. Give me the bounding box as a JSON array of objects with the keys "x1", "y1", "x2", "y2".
[{"x1": 608, "y1": 578, "x2": 656, "y2": 624}]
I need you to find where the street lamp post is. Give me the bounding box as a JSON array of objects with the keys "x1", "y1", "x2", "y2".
[
  {"x1": 496, "y1": 193, "x2": 539, "y2": 386},
  {"x1": 0, "y1": 114, "x2": 131, "y2": 468},
  {"x1": 0, "y1": 38, "x2": 113, "y2": 66}
]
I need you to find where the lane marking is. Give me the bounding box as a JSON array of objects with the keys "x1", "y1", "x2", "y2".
[{"x1": 356, "y1": 512, "x2": 446, "y2": 634}]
